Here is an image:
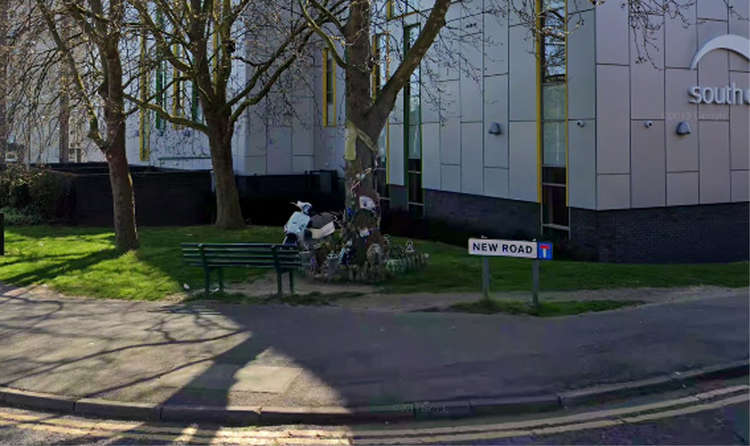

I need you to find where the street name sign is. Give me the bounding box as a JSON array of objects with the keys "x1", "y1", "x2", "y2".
[
  {"x1": 468, "y1": 238, "x2": 538, "y2": 259},
  {"x1": 468, "y1": 237, "x2": 554, "y2": 305}
]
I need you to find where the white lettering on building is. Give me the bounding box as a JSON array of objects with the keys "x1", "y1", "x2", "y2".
[
  {"x1": 687, "y1": 35, "x2": 750, "y2": 106},
  {"x1": 688, "y1": 84, "x2": 750, "y2": 105}
]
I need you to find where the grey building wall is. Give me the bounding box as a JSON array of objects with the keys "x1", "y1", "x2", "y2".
[
  {"x1": 593, "y1": 0, "x2": 750, "y2": 211},
  {"x1": 381, "y1": 1, "x2": 539, "y2": 203}
]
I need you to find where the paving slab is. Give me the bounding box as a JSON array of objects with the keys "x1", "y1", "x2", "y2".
[{"x1": 0, "y1": 283, "x2": 747, "y2": 417}]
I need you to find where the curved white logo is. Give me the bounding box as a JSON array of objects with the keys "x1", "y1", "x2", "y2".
[{"x1": 690, "y1": 34, "x2": 750, "y2": 69}]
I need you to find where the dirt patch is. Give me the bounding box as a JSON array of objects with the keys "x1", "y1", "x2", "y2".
[
  {"x1": 223, "y1": 271, "x2": 377, "y2": 298},
  {"x1": 331, "y1": 286, "x2": 749, "y2": 313}
]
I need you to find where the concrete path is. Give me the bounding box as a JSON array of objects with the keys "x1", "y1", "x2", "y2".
[{"x1": 0, "y1": 284, "x2": 747, "y2": 409}]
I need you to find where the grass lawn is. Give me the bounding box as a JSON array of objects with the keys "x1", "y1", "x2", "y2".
[
  {"x1": 448, "y1": 299, "x2": 645, "y2": 317},
  {"x1": 382, "y1": 238, "x2": 750, "y2": 293},
  {"x1": 0, "y1": 225, "x2": 747, "y2": 301}
]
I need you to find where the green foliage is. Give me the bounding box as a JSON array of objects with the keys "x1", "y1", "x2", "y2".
[
  {"x1": 449, "y1": 299, "x2": 645, "y2": 317},
  {"x1": 0, "y1": 166, "x2": 71, "y2": 223},
  {"x1": 0, "y1": 207, "x2": 44, "y2": 226}
]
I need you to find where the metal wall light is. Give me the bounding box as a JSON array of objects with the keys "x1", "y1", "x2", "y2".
[
  {"x1": 488, "y1": 122, "x2": 503, "y2": 135},
  {"x1": 676, "y1": 121, "x2": 692, "y2": 136}
]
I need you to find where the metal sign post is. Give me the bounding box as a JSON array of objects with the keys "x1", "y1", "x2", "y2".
[
  {"x1": 482, "y1": 256, "x2": 490, "y2": 300},
  {"x1": 468, "y1": 238, "x2": 553, "y2": 307},
  {"x1": 531, "y1": 259, "x2": 540, "y2": 308}
]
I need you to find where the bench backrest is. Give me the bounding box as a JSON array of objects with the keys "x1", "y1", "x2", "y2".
[{"x1": 181, "y1": 243, "x2": 301, "y2": 270}]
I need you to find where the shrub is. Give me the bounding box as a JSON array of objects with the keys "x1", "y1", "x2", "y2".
[
  {"x1": 0, "y1": 166, "x2": 71, "y2": 223},
  {"x1": 0, "y1": 206, "x2": 44, "y2": 226},
  {"x1": 28, "y1": 170, "x2": 69, "y2": 220}
]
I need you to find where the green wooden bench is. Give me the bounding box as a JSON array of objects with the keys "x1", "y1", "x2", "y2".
[{"x1": 181, "y1": 243, "x2": 302, "y2": 296}]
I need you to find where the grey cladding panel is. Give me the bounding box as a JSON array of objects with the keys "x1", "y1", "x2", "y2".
[
  {"x1": 665, "y1": 69, "x2": 699, "y2": 172},
  {"x1": 699, "y1": 121, "x2": 731, "y2": 204},
  {"x1": 461, "y1": 122, "x2": 484, "y2": 195},
  {"x1": 596, "y1": 65, "x2": 631, "y2": 174},
  {"x1": 567, "y1": 10, "x2": 596, "y2": 120},
  {"x1": 483, "y1": 74, "x2": 509, "y2": 167},
  {"x1": 568, "y1": 120, "x2": 596, "y2": 210},
  {"x1": 631, "y1": 120, "x2": 666, "y2": 208},
  {"x1": 509, "y1": 121, "x2": 538, "y2": 202},
  {"x1": 509, "y1": 26, "x2": 537, "y2": 122}
]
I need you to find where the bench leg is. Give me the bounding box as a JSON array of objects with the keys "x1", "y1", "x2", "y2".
[
  {"x1": 218, "y1": 268, "x2": 224, "y2": 292},
  {"x1": 204, "y1": 267, "x2": 211, "y2": 296},
  {"x1": 289, "y1": 271, "x2": 294, "y2": 295},
  {"x1": 276, "y1": 270, "x2": 283, "y2": 296}
]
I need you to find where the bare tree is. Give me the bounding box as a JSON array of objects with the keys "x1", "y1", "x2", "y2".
[
  {"x1": 36, "y1": 0, "x2": 139, "y2": 251},
  {"x1": 0, "y1": 0, "x2": 9, "y2": 160},
  {"x1": 127, "y1": 0, "x2": 343, "y2": 229},
  {"x1": 298, "y1": 0, "x2": 452, "y2": 278}
]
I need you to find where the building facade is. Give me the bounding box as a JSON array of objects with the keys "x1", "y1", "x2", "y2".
[{"x1": 126, "y1": 0, "x2": 750, "y2": 262}]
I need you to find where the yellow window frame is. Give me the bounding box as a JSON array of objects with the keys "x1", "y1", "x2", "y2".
[{"x1": 322, "y1": 48, "x2": 337, "y2": 127}]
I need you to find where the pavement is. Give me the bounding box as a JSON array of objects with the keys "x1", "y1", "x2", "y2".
[{"x1": 0, "y1": 283, "x2": 747, "y2": 424}]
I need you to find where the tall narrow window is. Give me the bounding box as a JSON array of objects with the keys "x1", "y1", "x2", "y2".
[
  {"x1": 172, "y1": 44, "x2": 184, "y2": 129},
  {"x1": 540, "y1": 0, "x2": 568, "y2": 234},
  {"x1": 139, "y1": 33, "x2": 151, "y2": 161},
  {"x1": 155, "y1": 9, "x2": 166, "y2": 131},
  {"x1": 373, "y1": 34, "x2": 390, "y2": 210},
  {"x1": 322, "y1": 48, "x2": 336, "y2": 127},
  {"x1": 191, "y1": 82, "x2": 201, "y2": 123},
  {"x1": 404, "y1": 24, "x2": 422, "y2": 218}
]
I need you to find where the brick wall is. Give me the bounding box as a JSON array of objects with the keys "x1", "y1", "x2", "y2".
[{"x1": 570, "y1": 203, "x2": 750, "y2": 263}]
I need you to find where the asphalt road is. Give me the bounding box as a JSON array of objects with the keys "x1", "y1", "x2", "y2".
[{"x1": 0, "y1": 288, "x2": 747, "y2": 408}]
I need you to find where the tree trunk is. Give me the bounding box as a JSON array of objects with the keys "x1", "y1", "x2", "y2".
[
  {"x1": 206, "y1": 110, "x2": 244, "y2": 229},
  {"x1": 103, "y1": 43, "x2": 139, "y2": 251},
  {"x1": 337, "y1": 0, "x2": 390, "y2": 279},
  {"x1": 107, "y1": 143, "x2": 138, "y2": 251},
  {"x1": 0, "y1": 0, "x2": 8, "y2": 161}
]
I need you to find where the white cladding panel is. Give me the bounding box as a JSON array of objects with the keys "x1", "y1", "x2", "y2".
[
  {"x1": 567, "y1": 9, "x2": 596, "y2": 120},
  {"x1": 596, "y1": 64, "x2": 631, "y2": 175},
  {"x1": 665, "y1": 69, "x2": 699, "y2": 172},
  {"x1": 422, "y1": 123, "x2": 441, "y2": 190},
  {"x1": 630, "y1": 120, "x2": 666, "y2": 208},
  {"x1": 461, "y1": 122, "x2": 484, "y2": 194},
  {"x1": 630, "y1": 18, "x2": 665, "y2": 120},
  {"x1": 667, "y1": 172, "x2": 700, "y2": 206},
  {"x1": 508, "y1": 121, "x2": 538, "y2": 203},
  {"x1": 483, "y1": 74, "x2": 508, "y2": 168},
  {"x1": 568, "y1": 120, "x2": 596, "y2": 209},
  {"x1": 508, "y1": 25, "x2": 537, "y2": 122},
  {"x1": 595, "y1": 0, "x2": 629, "y2": 65},
  {"x1": 699, "y1": 121, "x2": 731, "y2": 204}
]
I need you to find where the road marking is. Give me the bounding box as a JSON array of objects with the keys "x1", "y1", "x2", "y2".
[{"x1": 0, "y1": 385, "x2": 746, "y2": 445}]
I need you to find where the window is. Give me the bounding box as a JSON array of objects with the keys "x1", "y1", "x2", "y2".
[
  {"x1": 172, "y1": 45, "x2": 184, "y2": 129},
  {"x1": 373, "y1": 34, "x2": 390, "y2": 206},
  {"x1": 191, "y1": 82, "x2": 201, "y2": 123},
  {"x1": 155, "y1": 9, "x2": 166, "y2": 131},
  {"x1": 139, "y1": 33, "x2": 151, "y2": 161},
  {"x1": 322, "y1": 48, "x2": 336, "y2": 127},
  {"x1": 540, "y1": 0, "x2": 568, "y2": 232},
  {"x1": 404, "y1": 24, "x2": 422, "y2": 218}
]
